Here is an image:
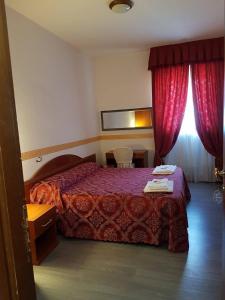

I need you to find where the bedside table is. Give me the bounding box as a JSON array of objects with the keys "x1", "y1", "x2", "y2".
[{"x1": 26, "y1": 204, "x2": 58, "y2": 265}]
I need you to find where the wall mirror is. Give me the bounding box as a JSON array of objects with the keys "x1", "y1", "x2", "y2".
[{"x1": 101, "y1": 107, "x2": 152, "y2": 131}]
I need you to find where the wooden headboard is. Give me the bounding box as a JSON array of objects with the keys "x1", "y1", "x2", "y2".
[{"x1": 24, "y1": 154, "x2": 96, "y2": 203}]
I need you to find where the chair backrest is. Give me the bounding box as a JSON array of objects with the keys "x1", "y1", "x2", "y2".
[{"x1": 113, "y1": 147, "x2": 133, "y2": 168}]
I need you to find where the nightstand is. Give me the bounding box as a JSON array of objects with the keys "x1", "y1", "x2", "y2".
[{"x1": 26, "y1": 204, "x2": 58, "y2": 265}]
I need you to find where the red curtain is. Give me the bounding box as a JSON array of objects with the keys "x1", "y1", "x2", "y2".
[
  {"x1": 149, "y1": 37, "x2": 224, "y2": 70},
  {"x1": 152, "y1": 64, "x2": 189, "y2": 166},
  {"x1": 191, "y1": 61, "x2": 224, "y2": 169}
]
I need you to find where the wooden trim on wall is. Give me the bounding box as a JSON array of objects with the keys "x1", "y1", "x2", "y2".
[
  {"x1": 21, "y1": 136, "x2": 101, "y2": 160},
  {"x1": 100, "y1": 132, "x2": 153, "y2": 140},
  {"x1": 21, "y1": 132, "x2": 154, "y2": 161}
]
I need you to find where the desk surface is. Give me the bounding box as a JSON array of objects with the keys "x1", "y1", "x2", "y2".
[
  {"x1": 106, "y1": 149, "x2": 148, "y2": 167},
  {"x1": 106, "y1": 149, "x2": 148, "y2": 158},
  {"x1": 107, "y1": 149, "x2": 147, "y2": 154}
]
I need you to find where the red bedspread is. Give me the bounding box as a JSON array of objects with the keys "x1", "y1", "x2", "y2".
[{"x1": 30, "y1": 163, "x2": 191, "y2": 252}]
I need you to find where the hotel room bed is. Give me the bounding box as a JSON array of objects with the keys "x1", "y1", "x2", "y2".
[{"x1": 26, "y1": 154, "x2": 191, "y2": 252}]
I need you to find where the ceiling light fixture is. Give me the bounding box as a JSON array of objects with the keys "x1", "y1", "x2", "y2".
[{"x1": 109, "y1": 0, "x2": 134, "y2": 13}]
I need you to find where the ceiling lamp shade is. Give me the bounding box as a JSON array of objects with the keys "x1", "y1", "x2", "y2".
[{"x1": 109, "y1": 0, "x2": 134, "y2": 13}]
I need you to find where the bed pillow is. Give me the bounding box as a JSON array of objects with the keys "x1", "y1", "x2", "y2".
[
  {"x1": 30, "y1": 181, "x2": 64, "y2": 212},
  {"x1": 30, "y1": 162, "x2": 100, "y2": 207},
  {"x1": 44, "y1": 162, "x2": 100, "y2": 191}
]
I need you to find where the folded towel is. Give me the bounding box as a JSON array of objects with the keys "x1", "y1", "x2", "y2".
[
  {"x1": 158, "y1": 165, "x2": 175, "y2": 169},
  {"x1": 144, "y1": 180, "x2": 174, "y2": 193},
  {"x1": 148, "y1": 185, "x2": 169, "y2": 191},
  {"x1": 151, "y1": 178, "x2": 168, "y2": 183},
  {"x1": 152, "y1": 165, "x2": 176, "y2": 175},
  {"x1": 155, "y1": 165, "x2": 176, "y2": 171},
  {"x1": 148, "y1": 178, "x2": 169, "y2": 189}
]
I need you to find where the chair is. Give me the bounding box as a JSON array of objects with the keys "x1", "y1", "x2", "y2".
[{"x1": 113, "y1": 147, "x2": 134, "y2": 168}]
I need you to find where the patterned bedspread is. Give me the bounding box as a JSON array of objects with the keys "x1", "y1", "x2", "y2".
[{"x1": 30, "y1": 163, "x2": 191, "y2": 252}]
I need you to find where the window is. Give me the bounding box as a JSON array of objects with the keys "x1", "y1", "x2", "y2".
[
  {"x1": 165, "y1": 68, "x2": 215, "y2": 182},
  {"x1": 179, "y1": 69, "x2": 197, "y2": 137}
]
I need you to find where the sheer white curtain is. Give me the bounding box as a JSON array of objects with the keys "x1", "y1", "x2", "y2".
[{"x1": 165, "y1": 70, "x2": 215, "y2": 182}]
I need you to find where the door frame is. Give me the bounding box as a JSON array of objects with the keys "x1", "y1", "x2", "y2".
[
  {"x1": 0, "y1": 1, "x2": 36, "y2": 299},
  {"x1": 222, "y1": 57, "x2": 225, "y2": 300}
]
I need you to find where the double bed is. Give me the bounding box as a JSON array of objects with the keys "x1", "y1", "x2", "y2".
[{"x1": 25, "y1": 154, "x2": 191, "y2": 252}]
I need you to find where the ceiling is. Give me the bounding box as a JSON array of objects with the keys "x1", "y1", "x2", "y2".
[{"x1": 6, "y1": 0, "x2": 224, "y2": 55}]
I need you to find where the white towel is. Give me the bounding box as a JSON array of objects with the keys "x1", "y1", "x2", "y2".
[
  {"x1": 144, "y1": 180, "x2": 174, "y2": 193},
  {"x1": 152, "y1": 165, "x2": 176, "y2": 175},
  {"x1": 148, "y1": 178, "x2": 168, "y2": 189}
]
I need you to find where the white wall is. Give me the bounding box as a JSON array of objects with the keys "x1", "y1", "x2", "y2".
[
  {"x1": 6, "y1": 8, "x2": 100, "y2": 180},
  {"x1": 94, "y1": 50, "x2": 152, "y2": 111},
  {"x1": 93, "y1": 50, "x2": 155, "y2": 166},
  {"x1": 6, "y1": 8, "x2": 155, "y2": 178}
]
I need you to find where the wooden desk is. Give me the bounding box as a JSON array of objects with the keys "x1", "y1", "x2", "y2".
[
  {"x1": 105, "y1": 150, "x2": 148, "y2": 168},
  {"x1": 27, "y1": 204, "x2": 58, "y2": 265}
]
